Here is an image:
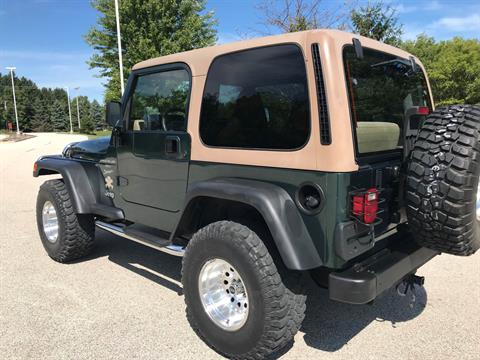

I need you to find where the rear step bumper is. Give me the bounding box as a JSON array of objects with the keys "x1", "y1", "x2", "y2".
[{"x1": 329, "y1": 241, "x2": 438, "y2": 305}]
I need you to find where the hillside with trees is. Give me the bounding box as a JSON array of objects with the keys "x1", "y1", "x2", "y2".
[{"x1": 0, "y1": 73, "x2": 105, "y2": 133}]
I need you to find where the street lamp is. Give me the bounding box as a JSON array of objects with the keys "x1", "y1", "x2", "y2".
[
  {"x1": 114, "y1": 0, "x2": 125, "y2": 95},
  {"x1": 3, "y1": 101, "x2": 7, "y2": 130},
  {"x1": 5, "y1": 67, "x2": 20, "y2": 135},
  {"x1": 74, "y1": 86, "x2": 81, "y2": 130},
  {"x1": 64, "y1": 86, "x2": 73, "y2": 133}
]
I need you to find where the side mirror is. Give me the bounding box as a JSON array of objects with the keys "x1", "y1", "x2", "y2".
[{"x1": 106, "y1": 101, "x2": 122, "y2": 128}]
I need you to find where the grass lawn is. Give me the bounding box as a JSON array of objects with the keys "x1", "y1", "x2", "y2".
[
  {"x1": 55, "y1": 129, "x2": 112, "y2": 139},
  {"x1": 87, "y1": 129, "x2": 112, "y2": 139}
]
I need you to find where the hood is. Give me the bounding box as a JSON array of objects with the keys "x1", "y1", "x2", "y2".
[{"x1": 63, "y1": 136, "x2": 110, "y2": 162}]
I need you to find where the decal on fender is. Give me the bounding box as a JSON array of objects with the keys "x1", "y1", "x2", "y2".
[
  {"x1": 105, "y1": 176, "x2": 115, "y2": 199},
  {"x1": 105, "y1": 176, "x2": 114, "y2": 190}
]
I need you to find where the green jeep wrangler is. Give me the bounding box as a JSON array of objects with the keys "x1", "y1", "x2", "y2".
[{"x1": 34, "y1": 30, "x2": 479, "y2": 359}]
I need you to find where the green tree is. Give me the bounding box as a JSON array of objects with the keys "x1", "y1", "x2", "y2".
[
  {"x1": 31, "y1": 92, "x2": 52, "y2": 132},
  {"x1": 51, "y1": 99, "x2": 68, "y2": 131},
  {"x1": 0, "y1": 74, "x2": 39, "y2": 132},
  {"x1": 402, "y1": 35, "x2": 480, "y2": 105},
  {"x1": 90, "y1": 99, "x2": 105, "y2": 129},
  {"x1": 350, "y1": 1, "x2": 403, "y2": 45},
  {"x1": 0, "y1": 73, "x2": 98, "y2": 133},
  {"x1": 71, "y1": 96, "x2": 94, "y2": 133},
  {"x1": 85, "y1": 0, "x2": 217, "y2": 102},
  {"x1": 14, "y1": 77, "x2": 38, "y2": 131},
  {"x1": 0, "y1": 73, "x2": 12, "y2": 130}
]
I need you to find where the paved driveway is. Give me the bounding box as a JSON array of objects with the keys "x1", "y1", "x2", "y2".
[{"x1": 0, "y1": 133, "x2": 479, "y2": 359}]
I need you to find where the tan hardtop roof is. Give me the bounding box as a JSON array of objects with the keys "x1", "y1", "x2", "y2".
[{"x1": 132, "y1": 29, "x2": 418, "y2": 75}]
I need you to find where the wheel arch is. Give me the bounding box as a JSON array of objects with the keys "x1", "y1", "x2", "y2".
[
  {"x1": 172, "y1": 178, "x2": 323, "y2": 270},
  {"x1": 33, "y1": 156, "x2": 123, "y2": 220}
]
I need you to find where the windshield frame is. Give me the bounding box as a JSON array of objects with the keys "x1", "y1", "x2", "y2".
[{"x1": 342, "y1": 44, "x2": 433, "y2": 163}]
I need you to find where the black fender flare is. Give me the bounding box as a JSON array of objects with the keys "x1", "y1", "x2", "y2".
[
  {"x1": 173, "y1": 178, "x2": 323, "y2": 270},
  {"x1": 33, "y1": 156, "x2": 123, "y2": 220}
]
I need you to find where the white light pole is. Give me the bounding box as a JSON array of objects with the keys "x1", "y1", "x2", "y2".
[
  {"x1": 6, "y1": 67, "x2": 20, "y2": 135},
  {"x1": 3, "y1": 101, "x2": 7, "y2": 130},
  {"x1": 74, "y1": 86, "x2": 81, "y2": 130},
  {"x1": 114, "y1": 0, "x2": 125, "y2": 95},
  {"x1": 64, "y1": 86, "x2": 73, "y2": 133}
]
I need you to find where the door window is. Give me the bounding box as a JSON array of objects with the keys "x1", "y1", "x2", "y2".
[{"x1": 129, "y1": 68, "x2": 190, "y2": 132}]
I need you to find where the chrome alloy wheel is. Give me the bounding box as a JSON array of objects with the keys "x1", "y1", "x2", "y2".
[
  {"x1": 42, "y1": 201, "x2": 59, "y2": 243},
  {"x1": 477, "y1": 180, "x2": 480, "y2": 221},
  {"x1": 198, "y1": 258, "x2": 249, "y2": 331}
]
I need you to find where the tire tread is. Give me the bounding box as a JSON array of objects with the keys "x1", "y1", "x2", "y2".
[
  {"x1": 37, "y1": 179, "x2": 94, "y2": 262},
  {"x1": 406, "y1": 105, "x2": 480, "y2": 255},
  {"x1": 182, "y1": 221, "x2": 306, "y2": 360}
]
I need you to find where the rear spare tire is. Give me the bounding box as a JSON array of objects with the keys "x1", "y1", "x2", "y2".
[{"x1": 406, "y1": 105, "x2": 480, "y2": 255}]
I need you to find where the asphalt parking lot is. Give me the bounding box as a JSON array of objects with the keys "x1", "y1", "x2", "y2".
[{"x1": 1, "y1": 133, "x2": 479, "y2": 359}]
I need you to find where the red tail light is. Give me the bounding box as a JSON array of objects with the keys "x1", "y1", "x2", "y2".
[
  {"x1": 352, "y1": 188, "x2": 379, "y2": 224},
  {"x1": 352, "y1": 194, "x2": 364, "y2": 217},
  {"x1": 417, "y1": 106, "x2": 429, "y2": 115},
  {"x1": 33, "y1": 162, "x2": 38, "y2": 173}
]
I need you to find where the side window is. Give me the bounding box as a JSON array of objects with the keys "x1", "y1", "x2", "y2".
[
  {"x1": 200, "y1": 45, "x2": 310, "y2": 150},
  {"x1": 129, "y1": 68, "x2": 190, "y2": 132}
]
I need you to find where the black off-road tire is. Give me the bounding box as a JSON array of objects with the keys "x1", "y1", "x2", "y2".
[
  {"x1": 182, "y1": 221, "x2": 306, "y2": 360},
  {"x1": 36, "y1": 179, "x2": 95, "y2": 262},
  {"x1": 406, "y1": 105, "x2": 480, "y2": 255}
]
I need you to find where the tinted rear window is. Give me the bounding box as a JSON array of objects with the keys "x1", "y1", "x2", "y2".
[
  {"x1": 343, "y1": 45, "x2": 432, "y2": 155},
  {"x1": 200, "y1": 44, "x2": 310, "y2": 150}
]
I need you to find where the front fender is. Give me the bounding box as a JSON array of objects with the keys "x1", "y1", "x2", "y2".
[
  {"x1": 34, "y1": 156, "x2": 123, "y2": 220},
  {"x1": 34, "y1": 156, "x2": 97, "y2": 213},
  {"x1": 174, "y1": 178, "x2": 323, "y2": 270}
]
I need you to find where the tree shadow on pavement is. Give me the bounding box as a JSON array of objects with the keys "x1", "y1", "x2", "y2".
[{"x1": 88, "y1": 229, "x2": 427, "y2": 354}]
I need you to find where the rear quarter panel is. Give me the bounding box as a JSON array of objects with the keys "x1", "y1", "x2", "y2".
[{"x1": 188, "y1": 162, "x2": 353, "y2": 268}]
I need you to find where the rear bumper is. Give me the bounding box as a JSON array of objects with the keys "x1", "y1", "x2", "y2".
[{"x1": 329, "y1": 237, "x2": 438, "y2": 304}]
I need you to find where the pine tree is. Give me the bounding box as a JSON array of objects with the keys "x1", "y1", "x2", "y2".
[
  {"x1": 77, "y1": 96, "x2": 94, "y2": 133},
  {"x1": 31, "y1": 95, "x2": 51, "y2": 132},
  {"x1": 71, "y1": 98, "x2": 79, "y2": 132},
  {"x1": 51, "y1": 99, "x2": 68, "y2": 131},
  {"x1": 14, "y1": 77, "x2": 37, "y2": 131},
  {"x1": 0, "y1": 73, "x2": 12, "y2": 130},
  {"x1": 90, "y1": 100, "x2": 105, "y2": 130}
]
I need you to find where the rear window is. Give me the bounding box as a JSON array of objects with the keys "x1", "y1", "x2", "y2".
[
  {"x1": 200, "y1": 44, "x2": 310, "y2": 150},
  {"x1": 343, "y1": 45, "x2": 432, "y2": 156}
]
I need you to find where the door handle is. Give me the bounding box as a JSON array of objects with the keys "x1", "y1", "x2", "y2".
[{"x1": 165, "y1": 136, "x2": 180, "y2": 154}]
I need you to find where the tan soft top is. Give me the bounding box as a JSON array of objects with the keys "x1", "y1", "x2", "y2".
[
  {"x1": 132, "y1": 29, "x2": 419, "y2": 75},
  {"x1": 131, "y1": 29, "x2": 430, "y2": 173}
]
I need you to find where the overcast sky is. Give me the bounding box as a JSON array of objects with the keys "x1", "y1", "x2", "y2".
[{"x1": 1, "y1": 0, "x2": 479, "y2": 102}]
